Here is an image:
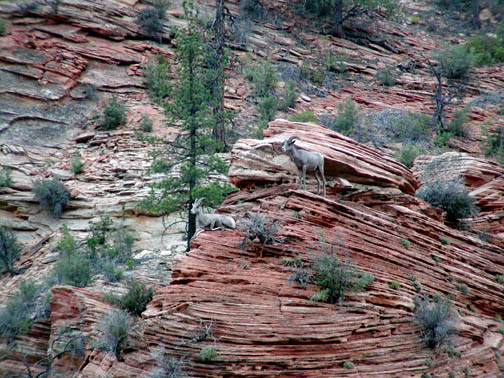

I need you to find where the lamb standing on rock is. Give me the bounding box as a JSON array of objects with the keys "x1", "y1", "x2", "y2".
[
  {"x1": 281, "y1": 135, "x2": 326, "y2": 197},
  {"x1": 191, "y1": 198, "x2": 236, "y2": 231}
]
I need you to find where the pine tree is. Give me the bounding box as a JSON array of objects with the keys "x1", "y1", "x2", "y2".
[
  {"x1": 140, "y1": 0, "x2": 235, "y2": 251},
  {"x1": 305, "y1": 0, "x2": 397, "y2": 37}
]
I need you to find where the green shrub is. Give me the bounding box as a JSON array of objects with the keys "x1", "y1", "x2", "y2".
[
  {"x1": 341, "y1": 361, "x2": 354, "y2": 369},
  {"x1": 300, "y1": 62, "x2": 324, "y2": 85},
  {"x1": 32, "y1": 179, "x2": 71, "y2": 218},
  {"x1": 376, "y1": 66, "x2": 396, "y2": 86},
  {"x1": 413, "y1": 294, "x2": 457, "y2": 349},
  {"x1": 464, "y1": 33, "x2": 504, "y2": 66},
  {"x1": 96, "y1": 309, "x2": 133, "y2": 359},
  {"x1": 496, "y1": 275, "x2": 504, "y2": 284},
  {"x1": 279, "y1": 80, "x2": 297, "y2": 111},
  {"x1": 483, "y1": 125, "x2": 504, "y2": 163},
  {"x1": 400, "y1": 238, "x2": 411, "y2": 249},
  {"x1": 152, "y1": 0, "x2": 170, "y2": 19},
  {"x1": 0, "y1": 18, "x2": 5, "y2": 36},
  {"x1": 245, "y1": 59, "x2": 277, "y2": 98},
  {"x1": 445, "y1": 109, "x2": 470, "y2": 137},
  {"x1": 416, "y1": 178, "x2": 478, "y2": 223},
  {"x1": 456, "y1": 283, "x2": 468, "y2": 295},
  {"x1": 139, "y1": 114, "x2": 153, "y2": 132},
  {"x1": 102, "y1": 261, "x2": 123, "y2": 283},
  {"x1": 0, "y1": 226, "x2": 21, "y2": 276},
  {"x1": 437, "y1": 44, "x2": 477, "y2": 80},
  {"x1": 310, "y1": 237, "x2": 374, "y2": 304},
  {"x1": 258, "y1": 95, "x2": 277, "y2": 122},
  {"x1": 119, "y1": 279, "x2": 154, "y2": 316},
  {"x1": 388, "y1": 281, "x2": 401, "y2": 290},
  {"x1": 199, "y1": 346, "x2": 217, "y2": 363},
  {"x1": 0, "y1": 279, "x2": 49, "y2": 343},
  {"x1": 396, "y1": 144, "x2": 423, "y2": 168},
  {"x1": 0, "y1": 168, "x2": 12, "y2": 189},
  {"x1": 52, "y1": 246, "x2": 93, "y2": 287},
  {"x1": 71, "y1": 153, "x2": 84, "y2": 174},
  {"x1": 290, "y1": 111, "x2": 318, "y2": 123},
  {"x1": 320, "y1": 99, "x2": 359, "y2": 135},
  {"x1": 100, "y1": 96, "x2": 127, "y2": 130},
  {"x1": 136, "y1": 7, "x2": 163, "y2": 40},
  {"x1": 390, "y1": 112, "x2": 431, "y2": 143},
  {"x1": 145, "y1": 56, "x2": 171, "y2": 103}
]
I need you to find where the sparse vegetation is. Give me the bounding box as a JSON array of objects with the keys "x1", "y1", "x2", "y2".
[
  {"x1": 456, "y1": 283, "x2": 469, "y2": 295},
  {"x1": 310, "y1": 236, "x2": 374, "y2": 304},
  {"x1": 388, "y1": 281, "x2": 401, "y2": 290},
  {"x1": 119, "y1": 279, "x2": 154, "y2": 316},
  {"x1": 341, "y1": 361, "x2": 354, "y2": 369},
  {"x1": 437, "y1": 44, "x2": 477, "y2": 80},
  {"x1": 32, "y1": 179, "x2": 71, "y2": 218},
  {"x1": 290, "y1": 111, "x2": 318, "y2": 123},
  {"x1": 147, "y1": 347, "x2": 186, "y2": 378},
  {"x1": 0, "y1": 168, "x2": 12, "y2": 189},
  {"x1": 320, "y1": 99, "x2": 359, "y2": 136},
  {"x1": 145, "y1": 55, "x2": 171, "y2": 104},
  {"x1": 279, "y1": 80, "x2": 297, "y2": 111},
  {"x1": 287, "y1": 261, "x2": 313, "y2": 289},
  {"x1": 0, "y1": 226, "x2": 22, "y2": 276},
  {"x1": 0, "y1": 279, "x2": 50, "y2": 343},
  {"x1": 199, "y1": 346, "x2": 217, "y2": 362},
  {"x1": 400, "y1": 238, "x2": 411, "y2": 249},
  {"x1": 136, "y1": 7, "x2": 164, "y2": 40},
  {"x1": 376, "y1": 66, "x2": 397, "y2": 86},
  {"x1": 96, "y1": 309, "x2": 133, "y2": 359},
  {"x1": 396, "y1": 144, "x2": 423, "y2": 168},
  {"x1": 0, "y1": 17, "x2": 6, "y2": 35},
  {"x1": 413, "y1": 294, "x2": 457, "y2": 349},
  {"x1": 416, "y1": 178, "x2": 478, "y2": 223},
  {"x1": 483, "y1": 125, "x2": 504, "y2": 164},
  {"x1": 99, "y1": 96, "x2": 127, "y2": 130},
  {"x1": 71, "y1": 153, "x2": 84, "y2": 174},
  {"x1": 241, "y1": 213, "x2": 280, "y2": 248},
  {"x1": 140, "y1": 114, "x2": 154, "y2": 132},
  {"x1": 445, "y1": 109, "x2": 470, "y2": 137},
  {"x1": 496, "y1": 275, "x2": 504, "y2": 284}
]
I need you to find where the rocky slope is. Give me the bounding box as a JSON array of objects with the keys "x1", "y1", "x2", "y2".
[{"x1": 1, "y1": 0, "x2": 504, "y2": 377}]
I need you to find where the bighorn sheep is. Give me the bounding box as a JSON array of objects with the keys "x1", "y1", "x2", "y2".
[
  {"x1": 191, "y1": 198, "x2": 236, "y2": 230},
  {"x1": 282, "y1": 135, "x2": 326, "y2": 197}
]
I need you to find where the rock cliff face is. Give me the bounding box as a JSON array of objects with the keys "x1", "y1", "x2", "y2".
[
  {"x1": 1, "y1": 0, "x2": 504, "y2": 377},
  {"x1": 30, "y1": 121, "x2": 504, "y2": 377}
]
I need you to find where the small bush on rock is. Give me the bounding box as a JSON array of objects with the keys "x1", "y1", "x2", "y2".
[
  {"x1": 437, "y1": 44, "x2": 477, "y2": 80},
  {"x1": 96, "y1": 309, "x2": 133, "y2": 359},
  {"x1": 416, "y1": 178, "x2": 478, "y2": 223},
  {"x1": 119, "y1": 279, "x2": 154, "y2": 316},
  {"x1": 413, "y1": 294, "x2": 457, "y2": 349},
  {"x1": 290, "y1": 111, "x2": 318, "y2": 123},
  {"x1": 0, "y1": 168, "x2": 12, "y2": 189},
  {"x1": 32, "y1": 179, "x2": 71, "y2": 218},
  {"x1": 396, "y1": 144, "x2": 423, "y2": 168},
  {"x1": 0, "y1": 226, "x2": 22, "y2": 276},
  {"x1": 136, "y1": 7, "x2": 164, "y2": 40},
  {"x1": 100, "y1": 96, "x2": 127, "y2": 130}
]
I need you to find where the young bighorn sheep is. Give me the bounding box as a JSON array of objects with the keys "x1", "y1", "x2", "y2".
[
  {"x1": 191, "y1": 198, "x2": 236, "y2": 230},
  {"x1": 282, "y1": 135, "x2": 326, "y2": 197}
]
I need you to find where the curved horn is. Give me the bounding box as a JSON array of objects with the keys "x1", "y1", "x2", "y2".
[{"x1": 286, "y1": 135, "x2": 301, "y2": 144}]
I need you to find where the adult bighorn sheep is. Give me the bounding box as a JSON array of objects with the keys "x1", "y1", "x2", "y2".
[
  {"x1": 281, "y1": 135, "x2": 326, "y2": 197},
  {"x1": 191, "y1": 198, "x2": 236, "y2": 230}
]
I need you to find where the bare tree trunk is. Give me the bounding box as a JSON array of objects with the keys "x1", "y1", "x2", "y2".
[
  {"x1": 332, "y1": 0, "x2": 345, "y2": 37},
  {"x1": 212, "y1": 0, "x2": 227, "y2": 151},
  {"x1": 471, "y1": 0, "x2": 481, "y2": 29}
]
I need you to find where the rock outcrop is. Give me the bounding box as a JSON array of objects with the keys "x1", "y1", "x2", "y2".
[{"x1": 63, "y1": 121, "x2": 504, "y2": 377}]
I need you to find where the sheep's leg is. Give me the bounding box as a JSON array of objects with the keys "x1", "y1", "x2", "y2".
[
  {"x1": 302, "y1": 165, "x2": 307, "y2": 190},
  {"x1": 319, "y1": 165, "x2": 327, "y2": 197},
  {"x1": 315, "y1": 170, "x2": 321, "y2": 195}
]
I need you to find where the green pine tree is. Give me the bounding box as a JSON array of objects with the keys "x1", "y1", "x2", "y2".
[{"x1": 140, "y1": 0, "x2": 235, "y2": 251}]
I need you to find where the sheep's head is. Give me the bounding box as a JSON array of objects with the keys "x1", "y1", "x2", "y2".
[
  {"x1": 281, "y1": 136, "x2": 300, "y2": 152},
  {"x1": 191, "y1": 198, "x2": 204, "y2": 214}
]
